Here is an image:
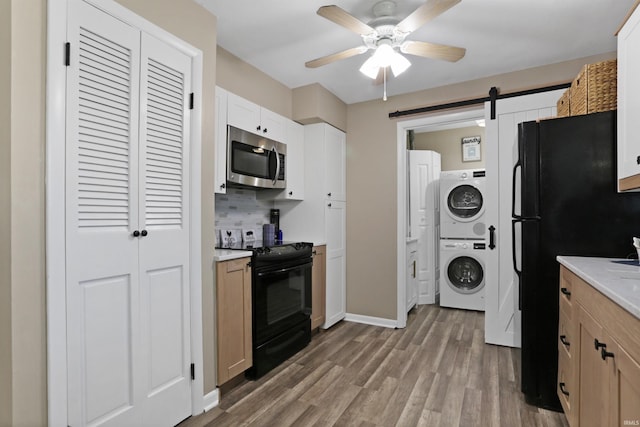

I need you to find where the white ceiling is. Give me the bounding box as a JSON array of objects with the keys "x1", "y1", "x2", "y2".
[{"x1": 196, "y1": 0, "x2": 634, "y2": 105}]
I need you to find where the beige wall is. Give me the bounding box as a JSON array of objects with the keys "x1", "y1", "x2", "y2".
[
  {"x1": 216, "y1": 47, "x2": 292, "y2": 119},
  {"x1": 2, "y1": 0, "x2": 48, "y2": 425},
  {"x1": 114, "y1": 0, "x2": 219, "y2": 395},
  {"x1": 413, "y1": 126, "x2": 486, "y2": 171},
  {"x1": 345, "y1": 52, "x2": 616, "y2": 320},
  {"x1": 0, "y1": 0, "x2": 12, "y2": 424}
]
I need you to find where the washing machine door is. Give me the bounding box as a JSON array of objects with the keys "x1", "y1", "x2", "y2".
[
  {"x1": 446, "y1": 255, "x2": 484, "y2": 294},
  {"x1": 446, "y1": 184, "x2": 483, "y2": 221}
]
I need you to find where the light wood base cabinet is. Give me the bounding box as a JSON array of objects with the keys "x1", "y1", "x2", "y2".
[
  {"x1": 311, "y1": 245, "x2": 326, "y2": 330},
  {"x1": 216, "y1": 257, "x2": 252, "y2": 385},
  {"x1": 559, "y1": 266, "x2": 640, "y2": 426}
]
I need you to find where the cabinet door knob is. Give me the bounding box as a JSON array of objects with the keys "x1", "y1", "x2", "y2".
[
  {"x1": 560, "y1": 335, "x2": 570, "y2": 347},
  {"x1": 220, "y1": 183, "x2": 226, "y2": 189},
  {"x1": 140, "y1": 229, "x2": 148, "y2": 237},
  {"x1": 559, "y1": 382, "x2": 570, "y2": 396},
  {"x1": 256, "y1": 125, "x2": 261, "y2": 131},
  {"x1": 132, "y1": 230, "x2": 140, "y2": 237},
  {"x1": 289, "y1": 191, "x2": 293, "y2": 196},
  {"x1": 328, "y1": 203, "x2": 332, "y2": 207},
  {"x1": 601, "y1": 348, "x2": 615, "y2": 360},
  {"x1": 263, "y1": 128, "x2": 268, "y2": 133},
  {"x1": 327, "y1": 192, "x2": 332, "y2": 197}
]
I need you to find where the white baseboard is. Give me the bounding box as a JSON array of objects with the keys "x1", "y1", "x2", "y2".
[
  {"x1": 418, "y1": 296, "x2": 436, "y2": 305},
  {"x1": 344, "y1": 313, "x2": 397, "y2": 328},
  {"x1": 203, "y1": 389, "x2": 219, "y2": 412}
]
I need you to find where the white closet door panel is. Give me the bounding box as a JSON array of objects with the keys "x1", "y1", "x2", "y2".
[
  {"x1": 66, "y1": 1, "x2": 142, "y2": 426},
  {"x1": 138, "y1": 32, "x2": 192, "y2": 425}
]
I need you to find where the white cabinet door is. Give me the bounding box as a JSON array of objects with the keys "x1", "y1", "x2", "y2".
[
  {"x1": 324, "y1": 125, "x2": 346, "y2": 201},
  {"x1": 226, "y1": 92, "x2": 287, "y2": 143},
  {"x1": 259, "y1": 108, "x2": 287, "y2": 143},
  {"x1": 227, "y1": 92, "x2": 261, "y2": 136},
  {"x1": 324, "y1": 200, "x2": 346, "y2": 328},
  {"x1": 617, "y1": 5, "x2": 640, "y2": 190},
  {"x1": 278, "y1": 120, "x2": 305, "y2": 200},
  {"x1": 214, "y1": 87, "x2": 228, "y2": 194},
  {"x1": 66, "y1": 2, "x2": 192, "y2": 425},
  {"x1": 484, "y1": 89, "x2": 564, "y2": 348}
]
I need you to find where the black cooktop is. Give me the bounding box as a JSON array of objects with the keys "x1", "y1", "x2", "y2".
[{"x1": 216, "y1": 240, "x2": 306, "y2": 251}]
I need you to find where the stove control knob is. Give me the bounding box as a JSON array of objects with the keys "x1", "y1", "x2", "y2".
[
  {"x1": 265, "y1": 247, "x2": 271, "y2": 253},
  {"x1": 255, "y1": 248, "x2": 263, "y2": 254},
  {"x1": 295, "y1": 243, "x2": 302, "y2": 250}
]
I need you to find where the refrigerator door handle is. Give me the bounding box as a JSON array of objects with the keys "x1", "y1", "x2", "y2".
[
  {"x1": 511, "y1": 160, "x2": 522, "y2": 219},
  {"x1": 512, "y1": 218, "x2": 523, "y2": 310}
]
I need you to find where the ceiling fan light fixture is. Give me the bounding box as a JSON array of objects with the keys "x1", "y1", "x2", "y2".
[
  {"x1": 359, "y1": 55, "x2": 381, "y2": 79},
  {"x1": 359, "y1": 42, "x2": 411, "y2": 79}
]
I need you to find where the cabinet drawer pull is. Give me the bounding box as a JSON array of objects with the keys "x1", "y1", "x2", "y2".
[
  {"x1": 636, "y1": 155, "x2": 640, "y2": 165},
  {"x1": 560, "y1": 287, "x2": 571, "y2": 297},
  {"x1": 594, "y1": 339, "x2": 606, "y2": 350},
  {"x1": 559, "y1": 382, "x2": 570, "y2": 396},
  {"x1": 560, "y1": 335, "x2": 570, "y2": 347},
  {"x1": 601, "y1": 348, "x2": 615, "y2": 360}
]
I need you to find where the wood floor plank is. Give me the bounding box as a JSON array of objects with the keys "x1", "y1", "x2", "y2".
[{"x1": 179, "y1": 305, "x2": 569, "y2": 427}]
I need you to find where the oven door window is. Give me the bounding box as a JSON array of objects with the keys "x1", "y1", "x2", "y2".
[{"x1": 254, "y1": 261, "x2": 312, "y2": 344}]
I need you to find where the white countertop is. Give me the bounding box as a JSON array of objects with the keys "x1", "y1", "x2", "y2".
[
  {"x1": 214, "y1": 249, "x2": 252, "y2": 262},
  {"x1": 557, "y1": 256, "x2": 640, "y2": 320}
]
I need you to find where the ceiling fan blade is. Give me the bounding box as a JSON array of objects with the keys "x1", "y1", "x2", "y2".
[
  {"x1": 317, "y1": 5, "x2": 375, "y2": 35},
  {"x1": 396, "y1": 0, "x2": 461, "y2": 34},
  {"x1": 400, "y1": 40, "x2": 466, "y2": 62},
  {"x1": 305, "y1": 46, "x2": 368, "y2": 68}
]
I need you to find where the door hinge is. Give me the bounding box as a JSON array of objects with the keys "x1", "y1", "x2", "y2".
[
  {"x1": 189, "y1": 93, "x2": 194, "y2": 110},
  {"x1": 190, "y1": 363, "x2": 195, "y2": 380},
  {"x1": 65, "y1": 42, "x2": 71, "y2": 66}
]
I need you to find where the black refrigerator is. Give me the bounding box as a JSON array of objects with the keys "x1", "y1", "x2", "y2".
[{"x1": 513, "y1": 110, "x2": 640, "y2": 411}]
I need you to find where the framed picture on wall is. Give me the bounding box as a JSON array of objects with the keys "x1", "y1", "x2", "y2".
[{"x1": 462, "y1": 136, "x2": 481, "y2": 162}]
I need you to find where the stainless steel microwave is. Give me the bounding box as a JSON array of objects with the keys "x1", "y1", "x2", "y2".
[{"x1": 226, "y1": 125, "x2": 286, "y2": 189}]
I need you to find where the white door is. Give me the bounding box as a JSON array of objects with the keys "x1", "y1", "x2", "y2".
[
  {"x1": 324, "y1": 200, "x2": 346, "y2": 328},
  {"x1": 484, "y1": 89, "x2": 565, "y2": 347},
  {"x1": 138, "y1": 32, "x2": 193, "y2": 426},
  {"x1": 65, "y1": 2, "x2": 192, "y2": 425},
  {"x1": 409, "y1": 150, "x2": 441, "y2": 304}
]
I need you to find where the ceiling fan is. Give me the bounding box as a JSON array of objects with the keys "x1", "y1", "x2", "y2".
[{"x1": 305, "y1": 0, "x2": 466, "y2": 97}]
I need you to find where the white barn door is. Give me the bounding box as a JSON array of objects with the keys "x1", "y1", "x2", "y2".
[
  {"x1": 65, "y1": 1, "x2": 192, "y2": 425},
  {"x1": 484, "y1": 89, "x2": 565, "y2": 347}
]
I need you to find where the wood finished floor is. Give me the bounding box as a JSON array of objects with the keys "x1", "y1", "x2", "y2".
[{"x1": 180, "y1": 305, "x2": 569, "y2": 427}]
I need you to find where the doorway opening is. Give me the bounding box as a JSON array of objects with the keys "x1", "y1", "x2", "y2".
[{"x1": 395, "y1": 108, "x2": 485, "y2": 327}]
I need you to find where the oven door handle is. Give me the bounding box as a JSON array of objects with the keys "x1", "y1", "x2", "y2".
[{"x1": 255, "y1": 261, "x2": 312, "y2": 277}]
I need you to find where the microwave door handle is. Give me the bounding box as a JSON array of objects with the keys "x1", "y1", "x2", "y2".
[{"x1": 271, "y1": 146, "x2": 280, "y2": 185}]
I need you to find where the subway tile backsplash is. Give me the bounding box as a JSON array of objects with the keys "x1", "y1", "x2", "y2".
[{"x1": 215, "y1": 188, "x2": 274, "y2": 243}]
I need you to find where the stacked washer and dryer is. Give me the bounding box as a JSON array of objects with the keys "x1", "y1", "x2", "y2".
[{"x1": 439, "y1": 169, "x2": 487, "y2": 311}]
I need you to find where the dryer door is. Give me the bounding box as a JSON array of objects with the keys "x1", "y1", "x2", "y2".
[
  {"x1": 446, "y1": 255, "x2": 484, "y2": 294},
  {"x1": 446, "y1": 184, "x2": 484, "y2": 221}
]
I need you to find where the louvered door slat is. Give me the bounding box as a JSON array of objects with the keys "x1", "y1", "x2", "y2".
[{"x1": 76, "y1": 26, "x2": 133, "y2": 229}]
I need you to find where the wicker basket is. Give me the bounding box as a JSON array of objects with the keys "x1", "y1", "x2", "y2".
[
  {"x1": 557, "y1": 89, "x2": 571, "y2": 117},
  {"x1": 569, "y1": 59, "x2": 617, "y2": 116}
]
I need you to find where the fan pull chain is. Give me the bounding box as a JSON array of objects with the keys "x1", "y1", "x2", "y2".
[{"x1": 383, "y1": 66, "x2": 387, "y2": 101}]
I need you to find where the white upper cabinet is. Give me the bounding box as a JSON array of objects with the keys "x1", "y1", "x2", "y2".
[
  {"x1": 227, "y1": 92, "x2": 287, "y2": 143},
  {"x1": 272, "y1": 120, "x2": 305, "y2": 201},
  {"x1": 617, "y1": 3, "x2": 640, "y2": 191},
  {"x1": 323, "y1": 124, "x2": 346, "y2": 202},
  {"x1": 215, "y1": 86, "x2": 228, "y2": 194}
]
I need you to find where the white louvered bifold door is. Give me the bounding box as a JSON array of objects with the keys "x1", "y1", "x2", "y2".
[
  {"x1": 137, "y1": 31, "x2": 192, "y2": 426},
  {"x1": 65, "y1": 1, "x2": 192, "y2": 426}
]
